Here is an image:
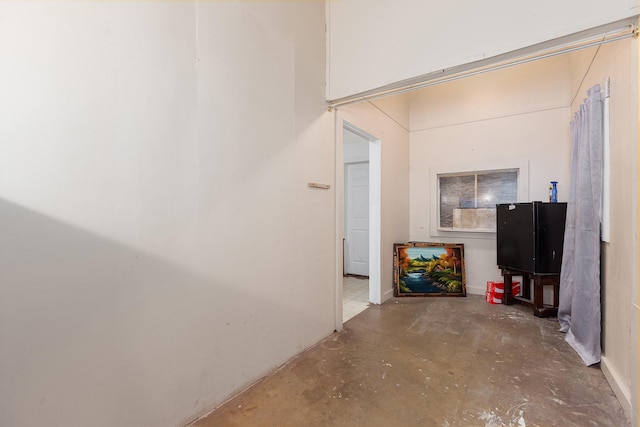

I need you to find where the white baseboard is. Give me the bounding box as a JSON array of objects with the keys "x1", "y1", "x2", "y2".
[
  {"x1": 466, "y1": 285, "x2": 486, "y2": 296},
  {"x1": 381, "y1": 287, "x2": 394, "y2": 303},
  {"x1": 601, "y1": 355, "x2": 632, "y2": 422},
  {"x1": 386, "y1": 286, "x2": 484, "y2": 300}
]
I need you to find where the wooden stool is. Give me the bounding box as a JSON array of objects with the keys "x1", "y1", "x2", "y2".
[{"x1": 501, "y1": 268, "x2": 560, "y2": 318}]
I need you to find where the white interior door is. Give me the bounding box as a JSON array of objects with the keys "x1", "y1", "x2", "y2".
[{"x1": 345, "y1": 162, "x2": 369, "y2": 276}]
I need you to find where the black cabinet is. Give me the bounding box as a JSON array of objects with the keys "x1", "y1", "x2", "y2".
[{"x1": 496, "y1": 202, "x2": 567, "y2": 274}]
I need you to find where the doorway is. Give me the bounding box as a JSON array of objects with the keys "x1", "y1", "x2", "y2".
[
  {"x1": 337, "y1": 120, "x2": 381, "y2": 325},
  {"x1": 343, "y1": 127, "x2": 370, "y2": 321}
]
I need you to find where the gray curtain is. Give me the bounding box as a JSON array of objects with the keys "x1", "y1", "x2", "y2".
[{"x1": 558, "y1": 84, "x2": 603, "y2": 366}]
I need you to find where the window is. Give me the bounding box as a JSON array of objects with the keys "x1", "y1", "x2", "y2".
[{"x1": 438, "y1": 169, "x2": 518, "y2": 231}]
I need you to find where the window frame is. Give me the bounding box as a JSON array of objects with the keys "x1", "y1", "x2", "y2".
[{"x1": 429, "y1": 161, "x2": 529, "y2": 238}]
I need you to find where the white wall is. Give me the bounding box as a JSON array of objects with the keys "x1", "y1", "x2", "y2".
[
  {"x1": 339, "y1": 99, "x2": 410, "y2": 302},
  {"x1": 409, "y1": 55, "x2": 573, "y2": 295},
  {"x1": 0, "y1": 2, "x2": 333, "y2": 426},
  {"x1": 407, "y1": 38, "x2": 639, "y2": 422},
  {"x1": 568, "y1": 38, "x2": 638, "y2": 421},
  {"x1": 327, "y1": 0, "x2": 638, "y2": 100},
  {"x1": 343, "y1": 129, "x2": 370, "y2": 163}
]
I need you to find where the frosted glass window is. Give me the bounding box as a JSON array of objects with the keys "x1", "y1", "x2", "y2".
[{"x1": 438, "y1": 170, "x2": 518, "y2": 230}]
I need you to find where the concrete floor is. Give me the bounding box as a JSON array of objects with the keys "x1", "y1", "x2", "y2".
[{"x1": 192, "y1": 296, "x2": 629, "y2": 427}]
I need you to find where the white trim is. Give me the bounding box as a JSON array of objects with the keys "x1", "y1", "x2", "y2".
[
  {"x1": 602, "y1": 77, "x2": 611, "y2": 243},
  {"x1": 344, "y1": 121, "x2": 373, "y2": 140},
  {"x1": 429, "y1": 160, "x2": 530, "y2": 238},
  {"x1": 335, "y1": 113, "x2": 383, "y2": 330},
  {"x1": 334, "y1": 112, "x2": 344, "y2": 332},
  {"x1": 328, "y1": 18, "x2": 637, "y2": 108},
  {"x1": 369, "y1": 139, "x2": 382, "y2": 304},
  {"x1": 601, "y1": 355, "x2": 632, "y2": 421},
  {"x1": 381, "y1": 287, "x2": 394, "y2": 302},
  {"x1": 466, "y1": 285, "x2": 489, "y2": 296}
]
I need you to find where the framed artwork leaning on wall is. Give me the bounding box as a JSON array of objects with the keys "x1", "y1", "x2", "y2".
[{"x1": 393, "y1": 242, "x2": 466, "y2": 297}]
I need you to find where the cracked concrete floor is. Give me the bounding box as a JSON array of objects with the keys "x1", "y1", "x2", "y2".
[{"x1": 192, "y1": 295, "x2": 629, "y2": 427}]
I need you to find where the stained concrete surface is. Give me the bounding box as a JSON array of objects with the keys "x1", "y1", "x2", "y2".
[{"x1": 192, "y1": 296, "x2": 629, "y2": 427}]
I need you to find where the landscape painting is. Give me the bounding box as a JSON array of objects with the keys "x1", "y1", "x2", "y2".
[{"x1": 393, "y1": 242, "x2": 466, "y2": 297}]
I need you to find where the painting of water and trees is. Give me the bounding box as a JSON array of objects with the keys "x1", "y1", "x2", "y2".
[{"x1": 393, "y1": 242, "x2": 466, "y2": 297}]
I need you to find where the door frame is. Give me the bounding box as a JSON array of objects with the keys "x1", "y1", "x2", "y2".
[{"x1": 335, "y1": 113, "x2": 382, "y2": 331}]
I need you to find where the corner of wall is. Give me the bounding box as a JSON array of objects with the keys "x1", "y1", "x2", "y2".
[{"x1": 602, "y1": 355, "x2": 633, "y2": 422}]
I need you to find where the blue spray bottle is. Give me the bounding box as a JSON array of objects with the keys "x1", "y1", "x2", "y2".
[{"x1": 550, "y1": 181, "x2": 558, "y2": 203}]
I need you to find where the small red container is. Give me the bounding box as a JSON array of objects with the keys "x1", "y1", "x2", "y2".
[{"x1": 486, "y1": 281, "x2": 521, "y2": 304}]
